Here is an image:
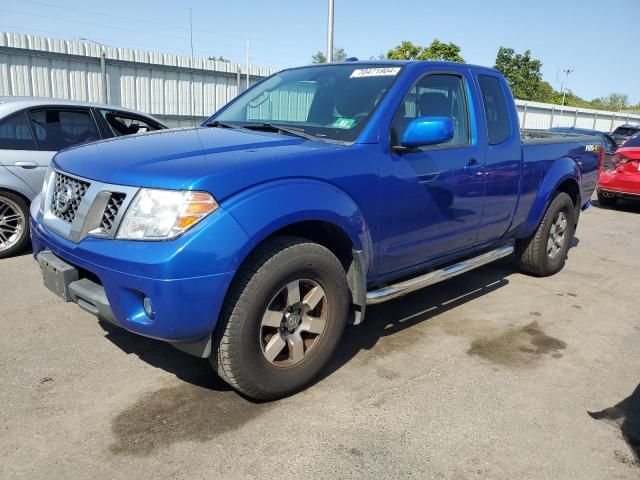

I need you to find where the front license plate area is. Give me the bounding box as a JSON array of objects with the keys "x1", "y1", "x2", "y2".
[{"x1": 37, "y1": 251, "x2": 79, "y2": 301}]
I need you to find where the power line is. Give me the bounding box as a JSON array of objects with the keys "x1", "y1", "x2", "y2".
[
  {"x1": 2, "y1": 7, "x2": 311, "y2": 65},
  {"x1": 18, "y1": 0, "x2": 313, "y2": 55}
]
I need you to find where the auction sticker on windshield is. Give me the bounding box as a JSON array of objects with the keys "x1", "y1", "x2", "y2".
[
  {"x1": 350, "y1": 67, "x2": 401, "y2": 78},
  {"x1": 333, "y1": 118, "x2": 356, "y2": 129}
]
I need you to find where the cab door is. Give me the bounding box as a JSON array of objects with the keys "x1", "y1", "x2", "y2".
[{"x1": 377, "y1": 70, "x2": 486, "y2": 277}]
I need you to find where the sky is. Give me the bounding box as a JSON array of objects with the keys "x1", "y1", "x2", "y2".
[{"x1": 1, "y1": 0, "x2": 639, "y2": 103}]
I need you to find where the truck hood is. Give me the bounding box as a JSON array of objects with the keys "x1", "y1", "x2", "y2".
[{"x1": 52, "y1": 127, "x2": 339, "y2": 200}]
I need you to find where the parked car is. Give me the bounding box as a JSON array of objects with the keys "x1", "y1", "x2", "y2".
[
  {"x1": 549, "y1": 127, "x2": 618, "y2": 168},
  {"x1": 0, "y1": 97, "x2": 166, "y2": 258},
  {"x1": 610, "y1": 123, "x2": 640, "y2": 146},
  {"x1": 30, "y1": 61, "x2": 601, "y2": 400},
  {"x1": 597, "y1": 133, "x2": 640, "y2": 206}
]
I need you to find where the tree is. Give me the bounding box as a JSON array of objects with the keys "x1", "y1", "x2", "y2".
[
  {"x1": 419, "y1": 39, "x2": 464, "y2": 62},
  {"x1": 386, "y1": 40, "x2": 422, "y2": 60},
  {"x1": 311, "y1": 47, "x2": 348, "y2": 64},
  {"x1": 386, "y1": 39, "x2": 464, "y2": 62},
  {"x1": 605, "y1": 93, "x2": 629, "y2": 110},
  {"x1": 494, "y1": 47, "x2": 543, "y2": 101}
]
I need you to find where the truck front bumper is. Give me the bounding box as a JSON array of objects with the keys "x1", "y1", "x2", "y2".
[{"x1": 30, "y1": 212, "x2": 242, "y2": 357}]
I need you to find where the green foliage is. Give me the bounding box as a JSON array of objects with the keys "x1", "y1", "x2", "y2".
[
  {"x1": 386, "y1": 40, "x2": 465, "y2": 62},
  {"x1": 311, "y1": 47, "x2": 348, "y2": 64},
  {"x1": 420, "y1": 39, "x2": 465, "y2": 62},
  {"x1": 494, "y1": 47, "x2": 543, "y2": 101},
  {"x1": 494, "y1": 46, "x2": 635, "y2": 111},
  {"x1": 386, "y1": 40, "x2": 422, "y2": 60}
]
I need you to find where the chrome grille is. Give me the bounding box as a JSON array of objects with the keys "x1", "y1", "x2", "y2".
[
  {"x1": 51, "y1": 173, "x2": 90, "y2": 223},
  {"x1": 100, "y1": 193, "x2": 126, "y2": 232}
]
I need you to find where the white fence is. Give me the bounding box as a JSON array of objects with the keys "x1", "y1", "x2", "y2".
[
  {"x1": 0, "y1": 32, "x2": 277, "y2": 127},
  {"x1": 1, "y1": 31, "x2": 639, "y2": 131},
  {"x1": 515, "y1": 99, "x2": 640, "y2": 132}
]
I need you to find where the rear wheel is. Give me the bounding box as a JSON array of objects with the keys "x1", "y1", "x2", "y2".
[
  {"x1": 597, "y1": 189, "x2": 617, "y2": 207},
  {"x1": 211, "y1": 236, "x2": 350, "y2": 400},
  {"x1": 0, "y1": 192, "x2": 30, "y2": 259},
  {"x1": 516, "y1": 192, "x2": 576, "y2": 276}
]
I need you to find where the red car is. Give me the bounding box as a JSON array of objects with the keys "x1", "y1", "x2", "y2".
[{"x1": 597, "y1": 133, "x2": 640, "y2": 206}]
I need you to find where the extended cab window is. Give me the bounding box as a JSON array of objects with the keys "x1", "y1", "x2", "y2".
[
  {"x1": 478, "y1": 75, "x2": 512, "y2": 145},
  {"x1": 391, "y1": 73, "x2": 470, "y2": 147},
  {"x1": 28, "y1": 109, "x2": 100, "y2": 151},
  {"x1": 0, "y1": 112, "x2": 36, "y2": 150},
  {"x1": 100, "y1": 110, "x2": 161, "y2": 136}
]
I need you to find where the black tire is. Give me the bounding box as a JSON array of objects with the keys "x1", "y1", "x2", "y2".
[
  {"x1": 516, "y1": 192, "x2": 576, "y2": 277},
  {"x1": 0, "y1": 191, "x2": 30, "y2": 259},
  {"x1": 211, "y1": 236, "x2": 350, "y2": 400},
  {"x1": 597, "y1": 190, "x2": 617, "y2": 207}
]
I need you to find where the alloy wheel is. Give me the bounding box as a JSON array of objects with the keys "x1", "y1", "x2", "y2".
[
  {"x1": 0, "y1": 196, "x2": 26, "y2": 254},
  {"x1": 547, "y1": 210, "x2": 568, "y2": 259},
  {"x1": 259, "y1": 278, "x2": 328, "y2": 367}
]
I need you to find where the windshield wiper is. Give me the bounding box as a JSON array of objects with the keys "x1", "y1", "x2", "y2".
[
  {"x1": 240, "y1": 123, "x2": 319, "y2": 141},
  {"x1": 206, "y1": 120, "x2": 237, "y2": 129}
]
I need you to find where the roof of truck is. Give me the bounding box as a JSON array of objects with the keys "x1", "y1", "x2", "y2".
[{"x1": 303, "y1": 59, "x2": 502, "y2": 74}]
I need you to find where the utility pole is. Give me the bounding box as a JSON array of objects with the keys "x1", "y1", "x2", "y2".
[
  {"x1": 189, "y1": 8, "x2": 194, "y2": 58},
  {"x1": 246, "y1": 37, "x2": 250, "y2": 89},
  {"x1": 326, "y1": 0, "x2": 334, "y2": 62},
  {"x1": 189, "y1": 9, "x2": 195, "y2": 118},
  {"x1": 560, "y1": 68, "x2": 574, "y2": 107},
  {"x1": 80, "y1": 37, "x2": 109, "y2": 104}
]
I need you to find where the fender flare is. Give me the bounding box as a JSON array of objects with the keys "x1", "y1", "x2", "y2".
[
  {"x1": 222, "y1": 178, "x2": 372, "y2": 255},
  {"x1": 518, "y1": 157, "x2": 581, "y2": 239}
]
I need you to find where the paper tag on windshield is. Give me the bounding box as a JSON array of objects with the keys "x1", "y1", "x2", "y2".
[{"x1": 350, "y1": 67, "x2": 401, "y2": 78}]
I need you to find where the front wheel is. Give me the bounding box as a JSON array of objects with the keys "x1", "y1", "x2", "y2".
[
  {"x1": 0, "y1": 192, "x2": 30, "y2": 259},
  {"x1": 516, "y1": 192, "x2": 576, "y2": 277},
  {"x1": 211, "y1": 236, "x2": 350, "y2": 400}
]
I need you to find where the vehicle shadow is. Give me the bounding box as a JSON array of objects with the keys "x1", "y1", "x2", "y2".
[
  {"x1": 589, "y1": 383, "x2": 640, "y2": 461},
  {"x1": 100, "y1": 257, "x2": 514, "y2": 398},
  {"x1": 592, "y1": 198, "x2": 640, "y2": 213},
  {"x1": 320, "y1": 258, "x2": 512, "y2": 381},
  {"x1": 99, "y1": 321, "x2": 232, "y2": 392}
]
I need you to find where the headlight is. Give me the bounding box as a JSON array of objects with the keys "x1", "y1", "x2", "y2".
[{"x1": 116, "y1": 189, "x2": 218, "y2": 240}]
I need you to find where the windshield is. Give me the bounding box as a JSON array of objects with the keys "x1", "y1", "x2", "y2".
[{"x1": 210, "y1": 64, "x2": 403, "y2": 143}]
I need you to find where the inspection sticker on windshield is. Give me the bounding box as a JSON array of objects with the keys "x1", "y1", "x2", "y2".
[
  {"x1": 333, "y1": 117, "x2": 356, "y2": 129},
  {"x1": 350, "y1": 67, "x2": 401, "y2": 78}
]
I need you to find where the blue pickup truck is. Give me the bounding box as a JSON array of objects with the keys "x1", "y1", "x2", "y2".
[{"x1": 30, "y1": 61, "x2": 601, "y2": 399}]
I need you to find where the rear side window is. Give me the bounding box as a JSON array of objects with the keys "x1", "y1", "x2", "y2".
[
  {"x1": 28, "y1": 109, "x2": 100, "y2": 151},
  {"x1": 100, "y1": 110, "x2": 161, "y2": 137},
  {"x1": 478, "y1": 75, "x2": 512, "y2": 145},
  {"x1": 0, "y1": 112, "x2": 36, "y2": 150}
]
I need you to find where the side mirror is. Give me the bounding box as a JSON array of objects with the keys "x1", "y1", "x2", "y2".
[{"x1": 399, "y1": 116, "x2": 454, "y2": 149}]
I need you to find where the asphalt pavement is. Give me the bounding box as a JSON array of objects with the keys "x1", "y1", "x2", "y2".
[{"x1": 1, "y1": 199, "x2": 639, "y2": 479}]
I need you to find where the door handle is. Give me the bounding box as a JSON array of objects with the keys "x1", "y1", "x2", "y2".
[
  {"x1": 464, "y1": 158, "x2": 482, "y2": 176},
  {"x1": 14, "y1": 161, "x2": 38, "y2": 169}
]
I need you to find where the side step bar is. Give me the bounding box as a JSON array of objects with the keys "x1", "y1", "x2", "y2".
[{"x1": 366, "y1": 245, "x2": 514, "y2": 305}]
